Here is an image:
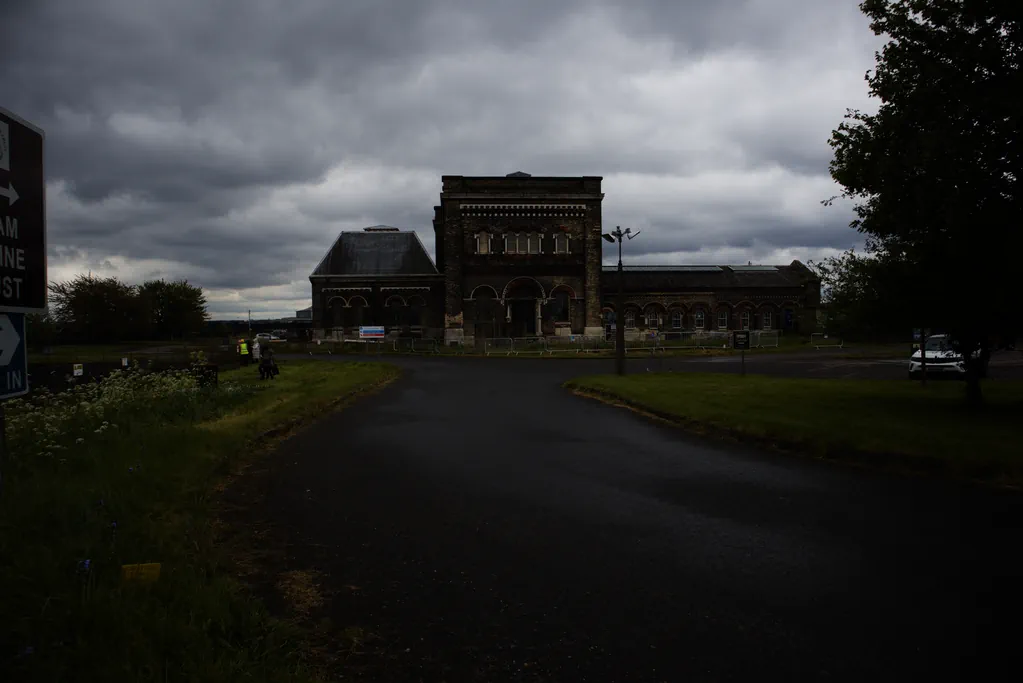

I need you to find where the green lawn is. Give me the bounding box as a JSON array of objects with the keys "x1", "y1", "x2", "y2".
[
  {"x1": 565, "y1": 373, "x2": 1023, "y2": 485},
  {"x1": 1, "y1": 359, "x2": 399, "y2": 682}
]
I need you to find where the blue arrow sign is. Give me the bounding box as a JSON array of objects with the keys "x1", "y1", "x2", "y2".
[{"x1": 0, "y1": 312, "x2": 27, "y2": 399}]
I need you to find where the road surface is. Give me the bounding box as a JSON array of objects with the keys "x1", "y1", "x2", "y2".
[{"x1": 257, "y1": 353, "x2": 1022, "y2": 681}]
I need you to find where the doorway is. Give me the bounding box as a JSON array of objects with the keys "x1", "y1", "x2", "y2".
[
  {"x1": 508, "y1": 299, "x2": 536, "y2": 337},
  {"x1": 502, "y1": 278, "x2": 544, "y2": 339}
]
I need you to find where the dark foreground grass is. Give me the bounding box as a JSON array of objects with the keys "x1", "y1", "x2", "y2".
[
  {"x1": 565, "y1": 373, "x2": 1023, "y2": 486},
  {"x1": 0, "y1": 360, "x2": 399, "y2": 682}
]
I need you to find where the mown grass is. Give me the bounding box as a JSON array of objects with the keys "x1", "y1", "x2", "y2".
[
  {"x1": 565, "y1": 372, "x2": 1023, "y2": 485},
  {"x1": 0, "y1": 359, "x2": 399, "y2": 682}
]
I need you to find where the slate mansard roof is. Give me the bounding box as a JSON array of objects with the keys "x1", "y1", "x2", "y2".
[
  {"x1": 600, "y1": 261, "x2": 818, "y2": 290},
  {"x1": 310, "y1": 227, "x2": 439, "y2": 277}
]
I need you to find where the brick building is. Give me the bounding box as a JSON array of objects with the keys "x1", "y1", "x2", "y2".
[{"x1": 309, "y1": 173, "x2": 821, "y2": 344}]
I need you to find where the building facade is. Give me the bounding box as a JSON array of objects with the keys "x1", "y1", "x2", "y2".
[{"x1": 309, "y1": 173, "x2": 821, "y2": 343}]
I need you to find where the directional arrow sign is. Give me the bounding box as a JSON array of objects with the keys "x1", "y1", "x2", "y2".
[
  {"x1": 0, "y1": 183, "x2": 17, "y2": 206},
  {"x1": 0, "y1": 312, "x2": 27, "y2": 399},
  {"x1": 0, "y1": 106, "x2": 46, "y2": 313},
  {"x1": 0, "y1": 313, "x2": 22, "y2": 366}
]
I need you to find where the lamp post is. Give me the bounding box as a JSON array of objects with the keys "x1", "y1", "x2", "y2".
[{"x1": 602, "y1": 226, "x2": 641, "y2": 376}]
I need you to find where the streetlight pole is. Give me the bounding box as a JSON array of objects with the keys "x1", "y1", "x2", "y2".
[{"x1": 602, "y1": 226, "x2": 641, "y2": 376}]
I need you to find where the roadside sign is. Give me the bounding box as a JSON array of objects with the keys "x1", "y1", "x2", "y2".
[
  {"x1": 0, "y1": 313, "x2": 27, "y2": 399},
  {"x1": 359, "y1": 325, "x2": 385, "y2": 339},
  {"x1": 73, "y1": 363, "x2": 83, "y2": 377},
  {"x1": 733, "y1": 330, "x2": 751, "y2": 377},
  {"x1": 0, "y1": 107, "x2": 46, "y2": 313}
]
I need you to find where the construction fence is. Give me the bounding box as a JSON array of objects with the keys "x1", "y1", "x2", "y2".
[{"x1": 301, "y1": 329, "x2": 785, "y2": 356}]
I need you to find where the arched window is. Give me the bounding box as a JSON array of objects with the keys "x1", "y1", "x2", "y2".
[
  {"x1": 476, "y1": 231, "x2": 492, "y2": 255},
  {"x1": 717, "y1": 310, "x2": 729, "y2": 330},
  {"x1": 408, "y1": 295, "x2": 426, "y2": 327},
  {"x1": 625, "y1": 310, "x2": 636, "y2": 329},
  {"x1": 349, "y1": 296, "x2": 368, "y2": 328},
  {"x1": 671, "y1": 310, "x2": 683, "y2": 329},
  {"x1": 762, "y1": 310, "x2": 773, "y2": 330},
  {"x1": 741, "y1": 311, "x2": 751, "y2": 330},
  {"x1": 554, "y1": 233, "x2": 570, "y2": 254},
  {"x1": 552, "y1": 290, "x2": 571, "y2": 322},
  {"x1": 694, "y1": 310, "x2": 705, "y2": 330},
  {"x1": 386, "y1": 297, "x2": 404, "y2": 328}
]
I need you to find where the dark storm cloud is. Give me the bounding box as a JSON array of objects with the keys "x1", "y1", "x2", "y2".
[{"x1": 1, "y1": 0, "x2": 880, "y2": 316}]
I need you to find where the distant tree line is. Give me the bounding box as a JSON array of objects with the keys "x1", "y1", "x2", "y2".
[{"x1": 26, "y1": 275, "x2": 210, "y2": 346}]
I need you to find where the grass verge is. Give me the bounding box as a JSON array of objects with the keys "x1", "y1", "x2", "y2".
[
  {"x1": 564, "y1": 372, "x2": 1023, "y2": 487},
  {"x1": 1, "y1": 359, "x2": 399, "y2": 682}
]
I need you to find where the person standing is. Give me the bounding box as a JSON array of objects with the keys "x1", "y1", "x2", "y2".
[
  {"x1": 238, "y1": 338, "x2": 250, "y2": 366},
  {"x1": 260, "y1": 345, "x2": 277, "y2": 380},
  {"x1": 252, "y1": 339, "x2": 261, "y2": 364}
]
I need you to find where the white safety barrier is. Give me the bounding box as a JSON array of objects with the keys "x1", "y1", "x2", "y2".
[
  {"x1": 342, "y1": 338, "x2": 386, "y2": 352},
  {"x1": 412, "y1": 338, "x2": 438, "y2": 353},
  {"x1": 755, "y1": 330, "x2": 780, "y2": 348},
  {"x1": 657, "y1": 330, "x2": 731, "y2": 350},
  {"x1": 511, "y1": 337, "x2": 547, "y2": 354},
  {"x1": 485, "y1": 337, "x2": 514, "y2": 355},
  {"x1": 810, "y1": 332, "x2": 843, "y2": 349},
  {"x1": 656, "y1": 331, "x2": 700, "y2": 349},
  {"x1": 545, "y1": 335, "x2": 610, "y2": 354},
  {"x1": 392, "y1": 337, "x2": 414, "y2": 352}
]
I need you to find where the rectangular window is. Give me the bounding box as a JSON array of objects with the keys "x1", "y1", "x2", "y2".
[
  {"x1": 718, "y1": 311, "x2": 728, "y2": 330},
  {"x1": 476, "y1": 231, "x2": 490, "y2": 255},
  {"x1": 527, "y1": 233, "x2": 540, "y2": 254},
  {"x1": 762, "y1": 311, "x2": 772, "y2": 330},
  {"x1": 625, "y1": 311, "x2": 636, "y2": 329},
  {"x1": 694, "y1": 311, "x2": 705, "y2": 329},
  {"x1": 645, "y1": 313, "x2": 659, "y2": 328},
  {"x1": 517, "y1": 233, "x2": 528, "y2": 254},
  {"x1": 554, "y1": 233, "x2": 570, "y2": 254},
  {"x1": 741, "y1": 312, "x2": 751, "y2": 330},
  {"x1": 671, "y1": 311, "x2": 683, "y2": 329}
]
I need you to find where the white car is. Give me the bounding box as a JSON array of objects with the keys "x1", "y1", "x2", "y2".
[{"x1": 908, "y1": 334, "x2": 987, "y2": 379}]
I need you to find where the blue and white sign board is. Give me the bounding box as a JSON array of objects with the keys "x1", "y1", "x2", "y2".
[
  {"x1": 0, "y1": 312, "x2": 27, "y2": 399},
  {"x1": 359, "y1": 326, "x2": 385, "y2": 339},
  {"x1": 0, "y1": 107, "x2": 47, "y2": 313}
]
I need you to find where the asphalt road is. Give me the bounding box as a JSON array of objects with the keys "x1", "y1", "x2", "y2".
[{"x1": 263, "y1": 353, "x2": 1023, "y2": 681}]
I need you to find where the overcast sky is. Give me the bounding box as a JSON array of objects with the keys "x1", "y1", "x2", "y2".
[{"x1": 3, "y1": 0, "x2": 883, "y2": 319}]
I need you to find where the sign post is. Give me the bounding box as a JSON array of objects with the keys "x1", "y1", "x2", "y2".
[
  {"x1": 733, "y1": 330, "x2": 751, "y2": 376},
  {"x1": 0, "y1": 106, "x2": 47, "y2": 498},
  {"x1": 0, "y1": 312, "x2": 27, "y2": 496}
]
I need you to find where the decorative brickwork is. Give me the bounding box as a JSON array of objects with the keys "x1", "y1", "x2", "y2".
[{"x1": 311, "y1": 174, "x2": 822, "y2": 341}]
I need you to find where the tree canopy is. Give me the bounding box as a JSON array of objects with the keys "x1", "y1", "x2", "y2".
[
  {"x1": 39, "y1": 275, "x2": 210, "y2": 344},
  {"x1": 826, "y1": 0, "x2": 1022, "y2": 402}
]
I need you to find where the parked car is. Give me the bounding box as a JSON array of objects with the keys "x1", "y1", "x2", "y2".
[{"x1": 908, "y1": 334, "x2": 988, "y2": 379}]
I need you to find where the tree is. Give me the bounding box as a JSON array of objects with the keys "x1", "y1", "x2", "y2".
[
  {"x1": 826, "y1": 0, "x2": 1023, "y2": 406},
  {"x1": 48, "y1": 275, "x2": 146, "y2": 343},
  {"x1": 46, "y1": 275, "x2": 211, "y2": 343},
  {"x1": 138, "y1": 279, "x2": 210, "y2": 340},
  {"x1": 809, "y1": 249, "x2": 903, "y2": 341},
  {"x1": 25, "y1": 312, "x2": 59, "y2": 349}
]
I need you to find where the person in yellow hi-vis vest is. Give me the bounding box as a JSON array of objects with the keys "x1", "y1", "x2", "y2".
[{"x1": 238, "y1": 339, "x2": 251, "y2": 366}]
